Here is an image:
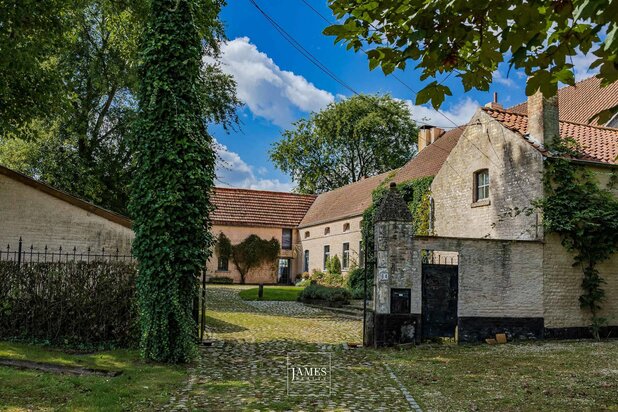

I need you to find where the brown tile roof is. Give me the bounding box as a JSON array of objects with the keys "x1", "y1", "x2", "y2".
[
  {"x1": 298, "y1": 171, "x2": 392, "y2": 228},
  {"x1": 393, "y1": 128, "x2": 462, "y2": 182},
  {"x1": 508, "y1": 76, "x2": 618, "y2": 126},
  {"x1": 299, "y1": 128, "x2": 463, "y2": 227},
  {"x1": 211, "y1": 187, "x2": 316, "y2": 228},
  {"x1": 483, "y1": 107, "x2": 618, "y2": 164},
  {"x1": 0, "y1": 165, "x2": 132, "y2": 228}
]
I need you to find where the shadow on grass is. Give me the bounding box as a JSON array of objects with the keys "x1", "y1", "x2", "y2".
[{"x1": 204, "y1": 315, "x2": 249, "y2": 333}]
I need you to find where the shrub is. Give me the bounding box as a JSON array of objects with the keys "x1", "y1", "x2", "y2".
[
  {"x1": 208, "y1": 276, "x2": 233, "y2": 284},
  {"x1": 298, "y1": 283, "x2": 351, "y2": 303},
  {"x1": 306, "y1": 269, "x2": 346, "y2": 287},
  {"x1": 347, "y1": 267, "x2": 373, "y2": 299},
  {"x1": 0, "y1": 261, "x2": 138, "y2": 349},
  {"x1": 326, "y1": 254, "x2": 342, "y2": 274}
]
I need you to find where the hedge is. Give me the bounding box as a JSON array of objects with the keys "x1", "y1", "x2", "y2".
[
  {"x1": 0, "y1": 261, "x2": 138, "y2": 348},
  {"x1": 208, "y1": 276, "x2": 233, "y2": 284},
  {"x1": 298, "y1": 283, "x2": 351, "y2": 303}
]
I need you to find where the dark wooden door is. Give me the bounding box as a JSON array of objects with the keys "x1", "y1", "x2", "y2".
[{"x1": 422, "y1": 264, "x2": 458, "y2": 339}]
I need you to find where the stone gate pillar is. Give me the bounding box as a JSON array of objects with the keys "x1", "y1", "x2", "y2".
[{"x1": 368, "y1": 182, "x2": 419, "y2": 346}]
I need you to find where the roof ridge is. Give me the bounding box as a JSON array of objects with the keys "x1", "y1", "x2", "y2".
[
  {"x1": 482, "y1": 106, "x2": 618, "y2": 133},
  {"x1": 214, "y1": 186, "x2": 317, "y2": 198}
]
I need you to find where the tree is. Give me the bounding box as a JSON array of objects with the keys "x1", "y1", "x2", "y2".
[
  {"x1": 0, "y1": 0, "x2": 239, "y2": 215},
  {"x1": 0, "y1": 0, "x2": 72, "y2": 132},
  {"x1": 270, "y1": 94, "x2": 417, "y2": 194},
  {"x1": 324, "y1": 1, "x2": 618, "y2": 122},
  {"x1": 326, "y1": 254, "x2": 342, "y2": 275},
  {"x1": 129, "y1": 0, "x2": 228, "y2": 363},
  {"x1": 231, "y1": 235, "x2": 280, "y2": 284}
]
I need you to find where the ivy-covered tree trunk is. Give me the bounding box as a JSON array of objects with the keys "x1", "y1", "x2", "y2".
[{"x1": 130, "y1": 0, "x2": 215, "y2": 363}]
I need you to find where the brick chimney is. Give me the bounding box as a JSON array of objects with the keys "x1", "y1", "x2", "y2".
[
  {"x1": 528, "y1": 90, "x2": 559, "y2": 147},
  {"x1": 484, "y1": 92, "x2": 503, "y2": 110},
  {"x1": 418, "y1": 125, "x2": 445, "y2": 151}
]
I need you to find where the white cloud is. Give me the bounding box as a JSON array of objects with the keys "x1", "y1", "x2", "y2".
[
  {"x1": 210, "y1": 37, "x2": 335, "y2": 128},
  {"x1": 571, "y1": 50, "x2": 599, "y2": 82},
  {"x1": 492, "y1": 70, "x2": 516, "y2": 87},
  {"x1": 215, "y1": 141, "x2": 293, "y2": 192},
  {"x1": 402, "y1": 97, "x2": 480, "y2": 128}
]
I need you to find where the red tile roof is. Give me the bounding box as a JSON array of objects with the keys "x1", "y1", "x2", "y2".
[
  {"x1": 211, "y1": 187, "x2": 316, "y2": 228},
  {"x1": 483, "y1": 107, "x2": 618, "y2": 164},
  {"x1": 508, "y1": 76, "x2": 618, "y2": 126}
]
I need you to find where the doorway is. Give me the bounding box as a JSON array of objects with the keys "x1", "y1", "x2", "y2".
[{"x1": 278, "y1": 258, "x2": 291, "y2": 284}]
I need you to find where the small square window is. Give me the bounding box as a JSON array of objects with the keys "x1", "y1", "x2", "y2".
[
  {"x1": 343, "y1": 223, "x2": 350, "y2": 232},
  {"x1": 474, "y1": 169, "x2": 489, "y2": 202},
  {"x1": 324, "y1": 227, "x2": 330, "y2": 235},
  {"x1": 304, "y1": 231, "x2": 310, "y2": 239}
]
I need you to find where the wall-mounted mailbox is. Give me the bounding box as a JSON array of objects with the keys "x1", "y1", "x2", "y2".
[{"x1": 390, "y1": 288, "x2": 411, "y2": 314}]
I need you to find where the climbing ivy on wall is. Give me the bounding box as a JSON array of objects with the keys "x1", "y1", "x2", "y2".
[
  {"x1": 361, "y1": 175, "x2": 433, "y2": 268},
  {"x1": 231, "y1": 235, "x2": 280, "y2": 284},
  {"x1": 129, "y1": 0, "x2": 223, "y2": 362},
  {"x1": 534, "y1": 139, "x2": 618, "y2": 339}
]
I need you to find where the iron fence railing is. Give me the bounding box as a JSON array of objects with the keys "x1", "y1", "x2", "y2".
[
  {"x1": 0, "y1": 237, "x2": 135, "y2": 266},
  {"x1": 421, "y1": 252, "x2": 459, "y2": 265}
]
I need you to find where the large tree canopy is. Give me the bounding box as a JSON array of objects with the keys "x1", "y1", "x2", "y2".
[
  {"x1": 324, "y1": 0, "x2": 618, "y2": 122},
  {"x1": 270, "y1": 94, "x2": 417, "y2": 194},
  {"x1": 0, "y1": 0, "x2": 239, "y2": 215}
]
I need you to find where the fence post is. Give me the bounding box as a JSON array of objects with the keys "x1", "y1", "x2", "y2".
[{"x1": 17, "y1": 237, "x2": 22, "y2": 267}]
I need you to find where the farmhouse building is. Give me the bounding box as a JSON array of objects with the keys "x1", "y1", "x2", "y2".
[{"x1": 0, "y1": 165, "x2": 133, "y2": 255}]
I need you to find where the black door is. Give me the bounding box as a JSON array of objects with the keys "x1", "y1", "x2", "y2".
[{"x1": 422, "y1": 264, "x2": 458, "y2": 339}]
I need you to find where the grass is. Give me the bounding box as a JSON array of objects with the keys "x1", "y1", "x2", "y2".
[
  {"x1": 380, "y1": 340, "x2": 618, "y2": 411},
  {"x1": 238, "y1": 285, "x2": 304, "y2": 301},
  {"x1": 0, "y1": 341, "x2": 188, "y2": 411}
]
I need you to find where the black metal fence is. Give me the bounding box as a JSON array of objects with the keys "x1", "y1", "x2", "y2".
[
  {"x1": 0, "y1": 237, "x2": 135, "y2": 266},
  {"x1": 421, "y1": 252, "x2": 459, "y2": 265}
]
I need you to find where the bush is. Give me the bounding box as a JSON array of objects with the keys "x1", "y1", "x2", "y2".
[
  {"x1": 326, "y1": 255, "x2": 342, "y2": 274},
  {"x1": 305, "y1": 269, "x2": 346, "y2": 287},
  {"x1": 208, "y1": 276, "x2": 233, "y2": 284},
  {"x1": 347, "y1": 267, "x2": 373, "y2": 299},
  {"x1": 298, "y1": 283, "x2": 351, "y2": 304},
  {"x1": 0, "y1": 261, "x2": 138, "y2": 349}
]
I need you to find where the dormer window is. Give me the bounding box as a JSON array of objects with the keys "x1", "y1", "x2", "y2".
[
  {"x1": 474, "y1": 169, "x2": 489, "y2": 202},
  {"x1": 343, "y1": 223, "x2": 350, "y2": 232},
  {"x1": 324, "y1": 227, "x2": 330, "y2": 235}
]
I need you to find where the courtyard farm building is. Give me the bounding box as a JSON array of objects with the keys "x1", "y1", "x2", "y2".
[{"x1": 1, "y1": 76, "x2": 616, "y2": 342}]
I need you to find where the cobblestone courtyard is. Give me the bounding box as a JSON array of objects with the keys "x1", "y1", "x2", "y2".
[{"x1": 170, "y1": 285, "x2": 416, "y2": 411}]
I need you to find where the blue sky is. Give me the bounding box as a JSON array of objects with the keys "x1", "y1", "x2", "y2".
[{"x1": 210, "y1": 0, "x2": 598, "y2": 192}]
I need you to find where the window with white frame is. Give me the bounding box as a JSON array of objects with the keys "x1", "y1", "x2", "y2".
[
  {"x1": 342, "y1": 242, "x2": 350, "y2": 269},
  {"x1": 474, "y1": 169, "x2": 489, "y2": 201},
  {"x1": 323, "y1": 245, "x2": 330, "y2": 270}
]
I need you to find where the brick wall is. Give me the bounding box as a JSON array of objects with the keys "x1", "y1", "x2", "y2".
[
  {"x1": 543, "y1": 233, "x2": 618, "y2": 328},
  {"x1": 431, "y1": 109, "x2": 545, "y2": 241},
  {"x1": 298, "y1": 216, "x2": 363, "y2": 274},
  {"x1": 0, "y1": 173, "x2": 133, "y2": 254},
  {"x1": 411, "y1": 237, "x2": 544, "y2": 318},
  {"x1": 207, "y1": 224, "x2": 299, "y2": 284}
]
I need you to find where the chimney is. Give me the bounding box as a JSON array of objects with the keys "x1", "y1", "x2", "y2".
[
  {"x1": 418, "y1": 125, "x2": 445, "y2": 151},
  {"x1": 484, "y1": 92, "x2": 503, "y2": 110},
  {"x1": 527, "y1": 90, "x2": 559, "y2": 147}
]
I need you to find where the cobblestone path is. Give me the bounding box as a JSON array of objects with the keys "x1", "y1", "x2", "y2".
[{"x1": 169, "y1": 285, "x2": 414, "y2": 411}]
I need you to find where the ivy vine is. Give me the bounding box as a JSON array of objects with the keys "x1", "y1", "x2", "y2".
[
  {"x1": 361, "y1": 175, "x2": 433, "y2": 268},
  {"x1": 231, "y1": 235, "x2": 280, "y2": 284},
  {"x1": 129, "y1": 0, "x2": 222, "y2": 362},
  {"x1": 534, "y1": 139, "x2": 618, "y2": 339}
]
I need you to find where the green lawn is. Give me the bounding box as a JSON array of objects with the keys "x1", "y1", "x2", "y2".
[
  {"x1": 381, "y1": 340, "x2": 618, "y2": 411},
  {"x1": 238, "y1": 285, "x2": 304, "y2": 301},
  {"x1": 0, "y1": 341, "x2": 188, "y2": 411}
]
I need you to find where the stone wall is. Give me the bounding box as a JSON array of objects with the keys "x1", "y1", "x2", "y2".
[
  {"x1": 298, "y1": 216, "x2": 363, "y2": 274},
  {"x1": 0, "y1": 172, "x2": 133, "y2": 255},
  {"x1": 543, "y1": 233, "x2": 618, "y2": 329},
  {"x1": 431, "y1": 109, "x2": 545, "y2": 241}
]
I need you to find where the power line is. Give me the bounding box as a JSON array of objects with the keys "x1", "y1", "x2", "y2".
[{"x1": 297, "y1": 0, "x2": 465, "y2": 131}]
